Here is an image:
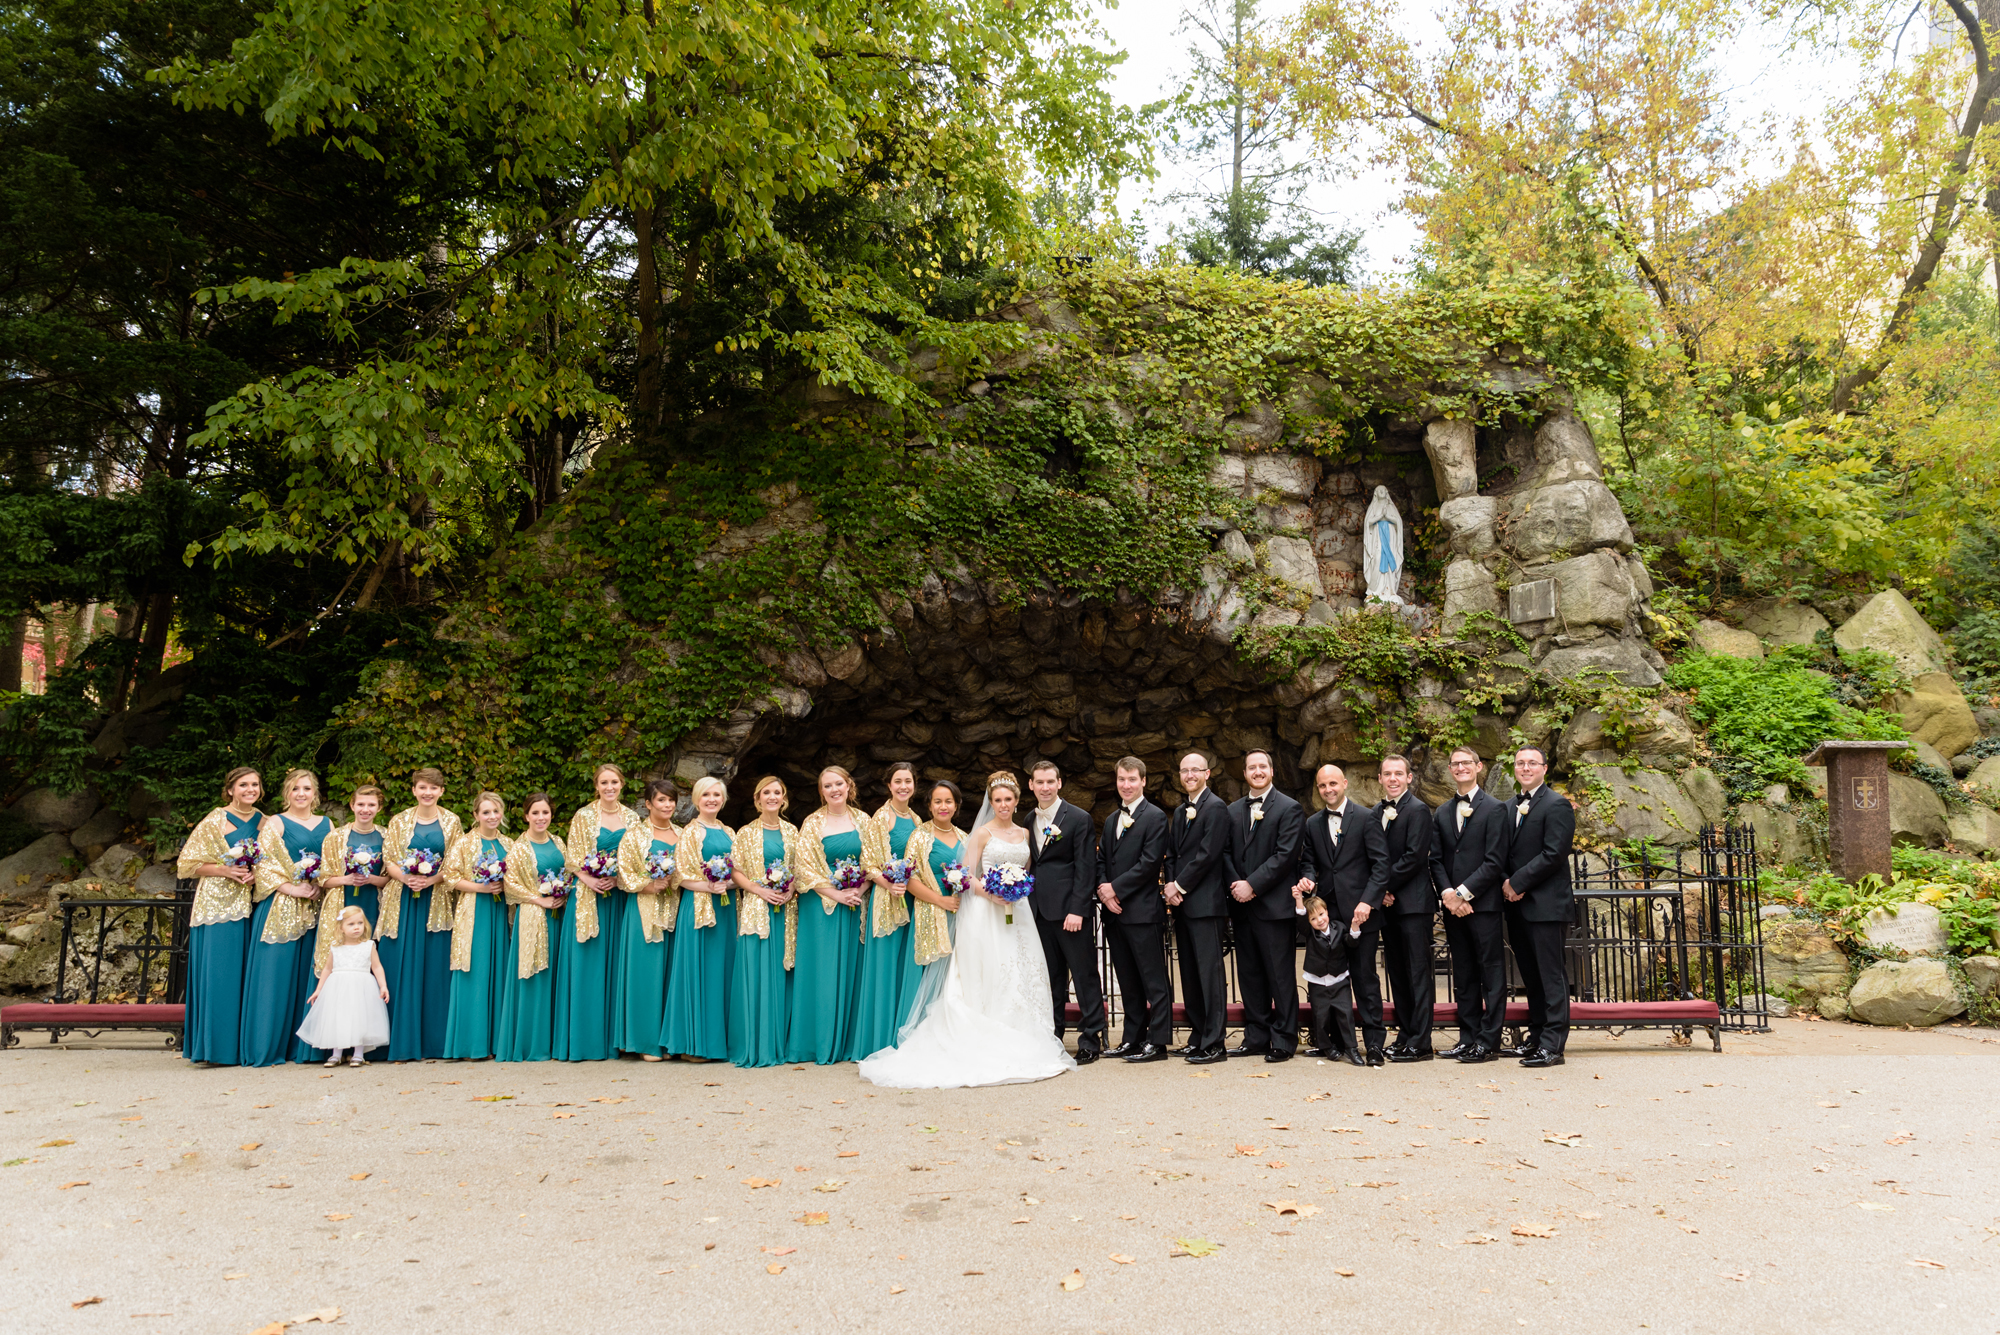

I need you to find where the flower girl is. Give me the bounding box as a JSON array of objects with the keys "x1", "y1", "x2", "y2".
[{"x1": 296, "y1": 906, "x2": 392, "y2": 1066}]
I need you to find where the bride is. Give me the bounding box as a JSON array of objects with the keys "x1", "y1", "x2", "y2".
[{"x1": 858, "y1": 771, "x2": 1075, "y2": 1088}]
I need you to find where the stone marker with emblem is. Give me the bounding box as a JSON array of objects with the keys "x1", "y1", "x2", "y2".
[{"x1": 1802, "y1": 739, "x2": 1907, "y2": 882}]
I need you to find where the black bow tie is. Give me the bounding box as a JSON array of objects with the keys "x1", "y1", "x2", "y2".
[{"x1": 1249, "y1": 796, "x2": 1264, "y2": 806}]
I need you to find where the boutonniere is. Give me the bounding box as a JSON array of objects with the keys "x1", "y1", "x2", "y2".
[
  {"x1": 1380, "y1": 805, "x2": 1398, "y2": 828},
  {"x1": 1516, "y1": 798, "x2": 1532, "y2": 818},
  {"x1": 1117, "y1": 813, "x2": 1134, "y2": 834},
  {"x1": 1044, "y1": 825, "x2": 1064, "y2": 844},
  {"x1": 1185, "y1": 806, "x2": 1196, "y2": 822},
  {"x1": 1457, "y1": 801, "x2": 1473, "y2": 821},
  {"x1": 1252, "y1": 807, "x2": 1265, "y2": 823}
]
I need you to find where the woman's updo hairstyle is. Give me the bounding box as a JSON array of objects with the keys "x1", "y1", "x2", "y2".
[{"x1": 985, "y1": 770, "x2": 1021, "y2": 802}]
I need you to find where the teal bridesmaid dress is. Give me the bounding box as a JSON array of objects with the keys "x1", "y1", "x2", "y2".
[
  {"x1": 412, "y1": 820, "x2": 453, "y2": 1059},
  {"x1": 553, "y1": 824, "x2": 620, "y2": 1061},
  {"x1": 442, "y1": 836, "x2": 510, "y2": 1059},
  {"x1": 847, "y1": 813, "x2": 916, "y2": 1060},
  {"x1": 241, "y1": 812, "x2": 330, "y2": 1066},
  {"x1": 728, "y1": 826, "x2": 791, "y2": 1068},
  {"x1": 662, "y1": 824, "x2": 737, "y2": 1059},
  {"x1": 341, "y1": 828, "x2": 385, "y2": 933},
  {"x1": 612, "y1": 832, "x2": 674, "y2": 1057},
  {"x1": 495, "y1": 837, "x2": 565, "y2": 1062},
  {"x1": 184, "y1": 810, "x2": 262, "y2": 1066},
  {"x1": 786, "y1": 828, "x2": 864, "y2": 1065}
]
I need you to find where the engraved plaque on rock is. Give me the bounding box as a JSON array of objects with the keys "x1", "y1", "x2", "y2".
[{"x1": 1508, "y1": 579, "x2": 1557, "y2": 625}]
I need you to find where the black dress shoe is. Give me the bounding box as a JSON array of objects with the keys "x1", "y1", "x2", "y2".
[
  {"x1": 1388, "y1": 1048, "x2": 1434, "y2": 1063},
  {"x1": 1171, "y1": 1043, "x2": 1197, "y2": 1057},
  {"x1": 1456, "y1": 1044, "x2": 1498, "y2": 1063},
  {"x1": 1185, "y1": 1046, "x2": 1226, "y2": 1065},
  {"x1": 1519, "y1": 1049, "x2": 1565, "y2": 1068},
  {"x1": 1125, "y1": 1043, "x2": 1168, "y2": 1063},
  {"x1": 1497, "y1": 1044, "x2": 1528, "y2": 1058},
  {"x1": 1365, "y1": 1048, "x2": 1386, "y2": 1067},
  {"x1": 1074, "y1": 1047, "x2": 1101, "y2": 1065},
  {"x1": 1226, "y1": 1044, "x2": 1270, "y2": 1059},
  {"x1": 1344, "y1": 1048, "x2": 1369, "y2": 1068},
  {"x1": 1439, "y1": 1041, "x2": 1470, "y2": 1060},
  {"x1": 1104, "y1": 1041, "x2": 1138, "y2": 1059},
  {"x1": 1263, "y1": 1049, "x2": 1293, "y2": 1063}
]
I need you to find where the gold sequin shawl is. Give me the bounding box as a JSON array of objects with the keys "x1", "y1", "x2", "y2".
[
  {"x1": 253, "y1": 815, "x2": 327, "y2": 945},
  {"x1": 792, "y1": 809, "x2": 888, "y2": 929},
  {"x1": 562, "y1": 805, "x2": 636, "y2": 945},
  {"x1": 445, "y1": 830, "x2": 510, "y2": 972},
  {"x1": 380, "y1": 806, "x2": 464, "y2": 938},
  {"x1": 504, "y1": 833, "x2": 571, "y2": 980},
  {"x1": 866, "y1": 805, "x2": 917, "y2": 939},
  {"x1": 616, "y1": 821, "x2": 682, "y2": 944},
  {"x1": 731, "y1": 820, "x2": 800, "y2": 970},
  {"x1": 673, "y1": 821, "x2": 738, "y2": 930},
  {"x1": 903, "y1": 825, "x2": 965, "y2": 968},
  {"x1": 178, "y1": 807, "x2": 255, "y2": 928}
]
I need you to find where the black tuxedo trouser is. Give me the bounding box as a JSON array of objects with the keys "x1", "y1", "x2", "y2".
[
  {"x1": 1037, "y1": 911, "x2": 1105, "y2": 1050},
  {"x1": 1505, "y1": 908, "x2": 1571, "y2": 1055},
  {"x1": 1306, "y1": 978, "x2": 1356, "y2": 1057},
  {"x1": 1346, "y1": 923, "x2": 1385, "y2": 1052},
  {"x1": 1105, "y1": 916, "x2": 1172, "y2": 1048},
  {"x1": 1442, "y1": 908, "x2": 1506, "y2": 1049},
  {"x1": 1230, "y1": 909, "x2": 1300, "y2": 1055},
  {"x1": 1172, "y1": 913, "x2": 1227, "y2": 1053},
  {"x1": 1382, "y1": 912, "x2": 1436, "y2": 1053}
]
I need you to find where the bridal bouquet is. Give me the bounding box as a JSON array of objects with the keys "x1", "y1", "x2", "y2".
[
  {"x1": 400, "y1": 847, "x2": 442, "y2": 880},
  {"x1": 831, "y1": 857, "x2": 866, "y2": 901},
  {"x1": 538, "y1": 869, "x2": 570, "y2": 907},
  {"x1": 224, "y1": 839, "x2": 260, "y2": 872},
  {"x1": 579, "y1": 850, "x2": 617, "y2": 888},
  {"x1": 473, "y1": 852, "x2": 508, "y2": 886},
  {"x1": 346, "y1": 845, "x2": 382, "y2": 879},
  {"x1": 984, "y1": 863, "x2": 1034, "y2": 924},
  {"x1": 880, "y1": 856, "x2": 913, "y2": 887},
  {"x1": 645, "y1": 847, "x2": 677, "y2": 882}
]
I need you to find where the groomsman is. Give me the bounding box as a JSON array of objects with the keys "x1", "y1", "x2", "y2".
[
  {"x1": 1224, "y1": 750, "x2": 1305, "y2": 1062},
  {"x1": 1095, "y1": 756, "x2": 1171, "y2": 1062},
  {"x1": 1025, "y1": 760, "x2": 1106, "y2": 1063},
  {"x1": 1503, "y1": 746, "x2": 1576, "y2": 1068},
  {"x1": 1376, "y1": 755, "x2": 1439, "y2": 1061},
  {"x1": 1429, "y1": 746, "x2": 1510, "y2": 1063},
  {"x1": 1162, "y1": 751, "x2": 1231, "y2": 1065},
  {"x1": 1295, "y1": 764, "x2": 1390, "y2": 1064}
]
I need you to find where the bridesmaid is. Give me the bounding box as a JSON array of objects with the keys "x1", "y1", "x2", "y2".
[
  {"x1": 442, "y1": 792, "x2": 512, "y2": 1060},
  {"x1": 901, "y1": 779, "x2": 967, "y2": 1026},
  {"x1": 243, "y1": 769, "x2": 330, "y2": 1066},
  {"x1": 613, "y1": 778, "x2": 681, "y2": 1060},
  {"x1": 556, "y1": 766, "x2": 632, "y2": 1061},
  {"x1": 312, "y1": 785, "x2": 390, "y2": 980},
  {"x1": 850, "y1": 763, "x2": 919, "y2": 1058},
  {"x1": 494, "y1": 793, "x2": 569, "y2": 1061},
  {"x1": 786, "y1": 766, "x2": 883, "y2": 1065},
  {"x1": 177, "y1": 767, "x2": 265, "y2": 1066},
  {"x1": 381, "y1": 770, "x2": 462, "y2": 1061},
  {"x1": 727, "y1": 775, "x2": 798, "y2": 1068},
  {"x1": 661, "y1": 777, "x2": 738, "y2": 1061}
]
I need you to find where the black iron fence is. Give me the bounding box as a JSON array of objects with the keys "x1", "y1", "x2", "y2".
[{"x1": 49, "y1": 886, "x2": 194, "y2": 1006}]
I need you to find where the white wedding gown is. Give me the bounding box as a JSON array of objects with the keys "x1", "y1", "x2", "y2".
[{"x1": 858, "y1": 830, "x2": 1075, "y2": 1088}]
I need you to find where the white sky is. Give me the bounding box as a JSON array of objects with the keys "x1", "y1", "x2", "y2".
[{"x1": 1090, "y1": 0, "x2": 1904, "y2": 282}]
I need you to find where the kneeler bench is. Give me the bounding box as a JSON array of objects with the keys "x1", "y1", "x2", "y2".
[
  {"x1": 1063, "y1": 998, "x2": 1723, "y2": 1051},
  {"x1": 0, "y1": 1003, "x2": 186, "y2": 1049}
]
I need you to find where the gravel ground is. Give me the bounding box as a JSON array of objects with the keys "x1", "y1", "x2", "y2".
[{"x1": 2, "y1": 1019, "x2": 1996, "y2": 1334}]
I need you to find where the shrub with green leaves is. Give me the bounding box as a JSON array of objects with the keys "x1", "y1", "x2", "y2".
[{"x1": 1667, "y1": 645, "x2": 1906, "y2": 792}]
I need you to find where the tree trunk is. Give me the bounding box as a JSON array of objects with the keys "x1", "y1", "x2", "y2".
[
  {"x1": 134, "y1": 589, "x2": 173, "y2": 687},
  {"x1": 632, "y1": 202, "x2": 663, "y2": 440},
  {"x1": 0, "y1": 615, "x2": 24, "y2": 694},
  {"x1": 354, "y1": 539, "x2": 401, "y2": 611}
]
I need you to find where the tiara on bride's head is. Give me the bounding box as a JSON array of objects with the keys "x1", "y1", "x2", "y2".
[{"x1": 985, "y1": 770, "x2": 1020, "y2": 795}]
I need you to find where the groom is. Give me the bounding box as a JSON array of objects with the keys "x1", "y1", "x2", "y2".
[{"x1": 1025, "y1": 760, "x2": 1106, "y2": 1063}]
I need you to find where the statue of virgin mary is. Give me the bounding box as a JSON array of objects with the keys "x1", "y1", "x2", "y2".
[{"x1": 1362, "y1": 486, "x2": 1404, "y2": 605}]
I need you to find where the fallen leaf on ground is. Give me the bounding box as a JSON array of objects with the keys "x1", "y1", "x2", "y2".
[
  {"x1": 1270, "y1": 1122, "x2": 1291, "y2": 1130},
  {"x1": 761, "y1": 1246, "x2": 796, "y2": 1256},
  {"x1": 290, "y1": 1311, "x2": 341, "y2": 1326},
  {"x1": 247, "y1": 1324, "x2": 286, "y2": 1335},
  {"x1": 325, "y1": 1213, "x2": 352, "y2": 1222},
  {"x1": 1511, "y1": 1224, "x2": 1554, "y2": 1239},
  {"x1": 254, "y1": 1103, "x2": 273, "y2": 1109},
  {"x1": 1305, "y1": 1092, "x2": 1330, "y2": 1102},
  {"x1": 1908, "y1": 1258, "x2": 1946, "y2": 1269},
  {"x1": 1330, "y1": 1126, "x2": 1361, "y2": 1133},
  {"x1": 889, "y1": 1286, "x2": 906, "y2": 1294},
  {"x1": 473, "y1": 1095, "x2": 513, "y2": 1102},
  {"x1": 1722, "y1": 1271, "x2": 1748, "y2": 1282},
  {"x1": 704, "y1": 1081, "x2": 721, "y2": 1087},
  {"x1": 963, "y1": 1270, "x2": 984, "y2": 1276},
  {"x1": 240, "y1": 1143, "x2": 261, "y2": 1152},
  {"x1": 1118, "y1": 1213, "x2": 1136, "y2": 1220},
  {"x1": 1245, "y1": 1072, "x2": 1270, "y2": 1079},
  {"x1": 1235, "y1": 1144, "x2": 1259, "y2": 1156},
  {"x1": 1463, "y1": 1234, "x2": 1497, "y2": 1245},
  {"x1": 1264, "y1": 1201, "x2": 1320, "y2": 1218},
  {"x1": 798, "y1": 1212, "x2": 829, "y2": 1226},
  {"x1": 1817, "y1": 1101, "x2": 1839, "y2": 1108},
  {"x1": 40, "y1": 1139, "x2": 73, "y2": 1148},
  {"x1": 1678, "y1": 1224, "x2": 1700, "y2": 1234},
  {"x1": 1541, "y1": 1132, "x2": 1583, "y2": 1148},
  {"x1": 589, "y1": 1096, "x2": 631, "y2": 1104},
  {"x1": 1011, "y1": 1217, "x2": 1031, "y2": 1224},
  {"x1": 1169, "y1": 1237, "x2": 1221, "y2": 1258},
  {"x1": 838, "y1": 1150, "x2": 859, "y2": 1158},
  {"x1": 1335, "y1": 1268, "x2": 1355, "y2": 1278},
  {"x1": 223, "y1": 1273, "x2": 248, "y2": 1281},
  {"x1": 1189, "y1": 1072, "x2": 1212, "y2": 1079},
  {"x1": 741, "y1": 1177, "x2": 779, "y2": 1189},
  {"x1": 266, "y1": 1182, "x2": 292, "y2": 1189},
  {"x1": 1059, "y1": 1269, "x2": 1085, "y2": 1292},
  {"x1": 1454, "y1": 1137, "x2": 1487, "y2": 1145},
  {"x1": 1348, "y1": 1181, "x2": 1398, "y2": 1189},
  {"x1": 1576, "y1": 1211, "x2": 1602, "y2": 1220},
  {"x1": 1064, "y1": 1105, "x2": 1082, "y2": 1111},
  {"x1": 59, "y1": 1180, "x2": 90, "y2": 1190},
  {"x1": 1266, "y1": 1160, "x2": 1288, "y2": 1169},
  {"x1": 349, "y1": 1173, "x2": 369, "y2": 1181},
  {"x1": 765, "y1": 1264, "x2": 785, "y2": 1275},
  {"x1": 1109, "y1": 1253, "x2": 1135, "y2": 1264},
  {"x1": 70, "y1": 1297, "x2": 102, "y2": 1309},
  {"x1": 1407, "y1": 1142, "x2": 1427, "y2": 1149},
  {"x1": 1884, "y1": 1131, "x2": 1914, "y2": 1146},
  {"x1": 814, "y1": 1180, "x2": 843, "y2": 1193}
]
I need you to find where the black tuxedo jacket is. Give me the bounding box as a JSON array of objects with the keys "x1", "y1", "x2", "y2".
[
  {"x1": 1298, "y1": 798, "x2": 1389, "y2": 922},
  {"x1": 1162, "y1": 786, "x2": 1231, "y2": 919},
  {"x1": 1303, "y1": 926, "x2": 1349, "y2": 981},
  {"x1": 1375, "y1": 790, "x2": 1437, "y2": 916},
  {"x1": 1505, "y1": 785, "x2": 1576, "y2": 923},
  {"x1": 1026, "y1": 798, "x2": 1098, "y2": 920},
  {"x1": 1429, "y1": 787, "x2": 1509, "y2": 913},
  {"x1": 1096, "y1": 798, "x2": 1168, "y2": 925},
  {"x1": 1225, "y1": 788, "x2": 1304, "y2": 922}
]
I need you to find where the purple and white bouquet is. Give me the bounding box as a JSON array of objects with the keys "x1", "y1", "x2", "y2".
[
  {"x1": 881, "y1": 856, "x2": 914, "y2": 887},
  {"x1": 831, "y1": 858, "x2": 866, "y2": 899},
  {"x1": 764, "y1": 860, "x2": 795, "y2": 898},
  {"x1": 984, "y1": 862, "x2": 1034, "y2": 924},
  {"x1": 473, "y1": 852, "x2": 508, "y2": 886},
  {"x1": 292, "y1": 850, "x2": 323, "y2": 886},
  {"x1": 579, "y1": 850, "x2": 617, "y2": 888},
  {"x1": 400, "y1": 847, "x2": 442, "y2": 880},
  {"x1": 346, "y1": 845, "x2": 382, "y2": 879},
  {"x1": 939, "y1": 861, "x2": 970, "y2": 896},
  {"x1": 538, "y1": 868, "x2": 570, "y2": 907},
  {"x1": 224, "y1": 839, "x2": 260, "y2": 871},
  {"x1": 645, "y1": 847, "x2": 677, "y2": 882},
  {"x1": 700, "y1": 853, "x2": 734, "y2": 887}
]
